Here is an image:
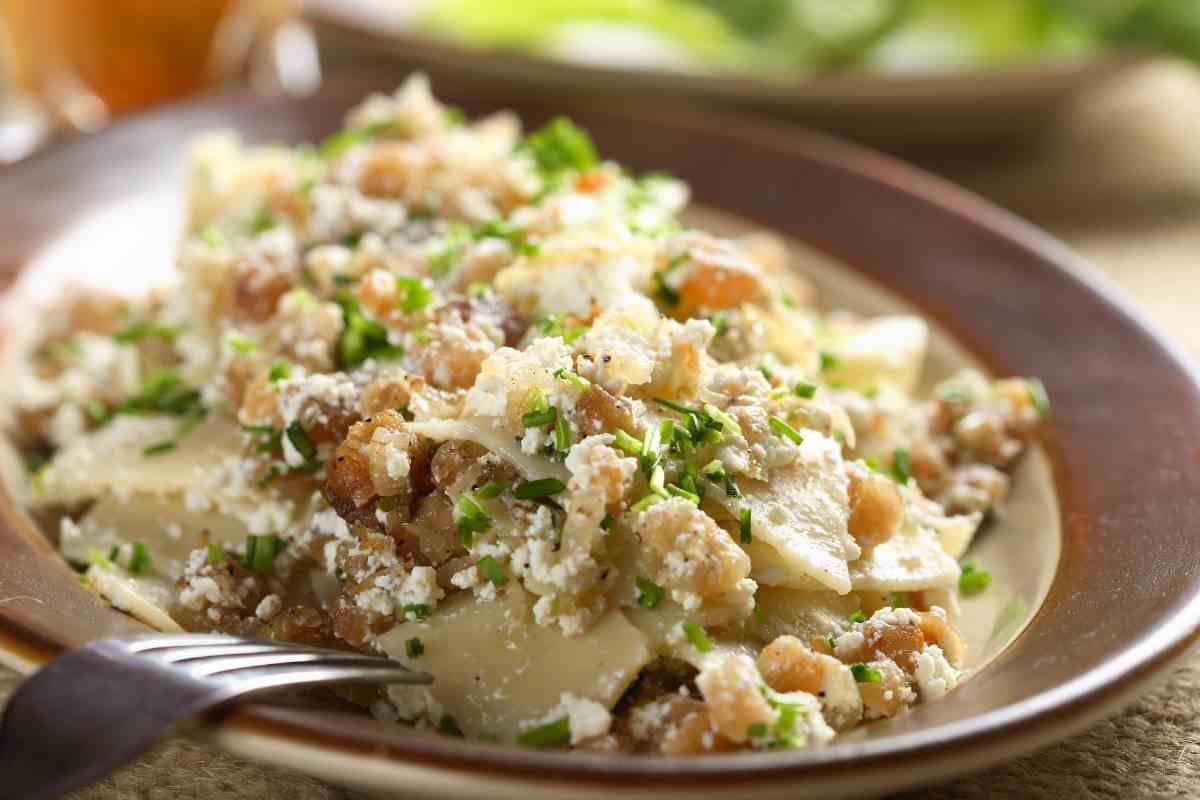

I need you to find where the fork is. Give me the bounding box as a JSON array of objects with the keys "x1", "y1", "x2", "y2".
[{"x1": 0, "y1": 634, "x2": 432, "y2": 800}]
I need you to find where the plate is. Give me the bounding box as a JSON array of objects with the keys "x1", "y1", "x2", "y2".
[
  {"x1": 305, "y1": 0, "x2": 1144, "y2": 147},
  {"x1": 1, "y1": 72, "x2": 1199, "y2": 799}
]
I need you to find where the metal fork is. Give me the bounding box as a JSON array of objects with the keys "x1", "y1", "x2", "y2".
[{"x1": 0, "y1": 634, "x2": 431, "y2": 800}]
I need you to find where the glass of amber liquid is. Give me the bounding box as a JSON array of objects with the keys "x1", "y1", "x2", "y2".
[{"x1": 0, "y1": 0, "x2": 305, "y2": 159}]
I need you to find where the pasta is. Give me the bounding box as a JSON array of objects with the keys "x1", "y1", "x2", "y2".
[{"x1": 3, "y1": 75, "x2": 1047, "y2": 754}]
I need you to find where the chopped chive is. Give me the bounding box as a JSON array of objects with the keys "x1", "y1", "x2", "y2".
[
  {"x1": 143, "y1": 440, "x2": 176, "y2": 457},
  {"x1": 248, "y1": 206, "x2": 276, "y2": 234},
  {"x1": 476, "y1": 480, "x2": 508, "y2": 499},
  {"x1": 959, "y1": 561, "x2": 992, "y2": 595},
  {"x1": 199, "y1": 226, "x2": 224, "y2": 247},
  {"x1": 114, "y1": 320, "x2": 179, "y2": 345},
  {"x1": 517, "y1": 716, "x2": 571, "y2": 748},
  {"x1": 849, "y1": 610, "x2": 866, "y2": 624},
  {"x1": 285, "y1": 421, "x2": 317, "y2": 461},
  {"x1": 243, "y1": 534, "x2": 283, "y2": 575},
  {"x1": 769, "y1": 416, "x2": 804, "y2": 445},
  {"x1": 553, "y1": 413, "x2": 572, "y2": 453},
  {"x1": 703, "y1": 404, "x2": 742, "y2": 437},
  {"x1": 513, "y1": 478, "x2": 566, "y2": 500},
  {"x1": 747, "y1": 721, "x2": 768, "y2": 738},
  {"x1": 269, "y1": 361, "x2": 292, "y2": 383},
  {"x1": 665, "y1": 484, "x2": 700, "y2": 505},
  {"x1": 127, "y1": 542, "x2": 151, "y2": 574},
  {"x1": 864, "y1": 456, "x2": 883, "y2": 473},
  {"x1": 108, "y1": 545, "x2": 119, "y2": 562},
  {"x1": 850, "y1": 664, "x2": 883, "y2": 684},
  {"x1": 682, "y1": 622, "x2": 712, "y2": 653},
  {"x1": 793, "y1": 381, "x2": 817, "y2": 399},
  {"x1": 613, "y1": 429, "x2": 643, "y2": 456},
  {"x1": 520, "y1": 116, "x2": 598, "y2": 177},
  {"x1": 553, "y1": 367, "x2": 590, "y2": 390},
  {"x1": 405, "y1": 637, "x2": 424, "y2": 658},
  {"x1": 227, "y1": 333, "x2": 257, "y2": 354},
  {"x1": 600, "y1": 512, "x2": 615, "y2": 533},
  {"x1": 889, "y1": 448, "x2": 911, "y2": 485},
  {"x1": 1026, "y1": 377, "x2": 1051, "y2": 418},
  {"x1": 739, "y1": 507, "x2": 753, "y2": 544},
  {"x1": 889, "y1": 592, "x2": 909, "y2": 609},
  {"x1": 629, "y1": 493, "x2": 664, "y2": 513},
  {"x1": 635, "y1": 576, "x2": 664, "y2": 609},
  {"x1": 456, "y1": 492, "x2": 492, "y2": 546},
  {"x1": 401, "y1": 603, "x2": 432, "y2": 620},
  {"x1": 758, "y1": 362, "x2": 774, "y2": 381},
  {"x1": 651, "y1": 271, "x2": 679, "y2": 307},
  {"x1": 709, "y1": 311, "x2": 729, "y2": 336},
  {"x1": 438, "y1": 714, "x2": 464, "y2": 737},
  {"x1": 521, "y1": 406, "x2": 557, "y2": 428},
  {"x1": 819, "y1": 351, "x2": 839, "y2": 372},
  {"x1": 477, "y1": 555, "x2": 508, "y2": 587},
  {"x1": 396, "y1": 276, "x2": 434, "y2": 313},
  {"x1": 207, "y1": 543, "x2": 225, "y2": 565}
]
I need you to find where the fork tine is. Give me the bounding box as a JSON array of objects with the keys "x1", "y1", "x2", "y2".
[
  {"x1": 126, "y1": 634, "x2": 245, "y2": 652},
  {"x1": 191, "y1": 650, "x2": 413, "y2": 677},
  {"x1": 214, "y1": 660, "x2": 432, "y2": 694},
  {"x1": 158, "y1": 643, "x2": 306, "y2": 664}
]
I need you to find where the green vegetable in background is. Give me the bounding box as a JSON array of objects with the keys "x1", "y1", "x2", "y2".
[{"x1": 416, "y1": 0, "x2": 1200, "y2": 74}]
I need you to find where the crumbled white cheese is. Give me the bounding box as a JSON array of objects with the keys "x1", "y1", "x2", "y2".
[
  {"x1": 914, "y1": 644, "x2": 961, "y2": 701},
  {"x1": 255, "y1": 594, "x2": 283, "y2": 621}
]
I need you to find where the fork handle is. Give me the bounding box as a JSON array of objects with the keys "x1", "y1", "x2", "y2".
[{"x1": 0, "y1": 640, "x2": 211, "y2": 800}]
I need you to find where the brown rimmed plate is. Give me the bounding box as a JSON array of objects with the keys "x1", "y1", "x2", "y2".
[{"x1": 1, "y1": 72, "x2": 1199, "y2": 799}]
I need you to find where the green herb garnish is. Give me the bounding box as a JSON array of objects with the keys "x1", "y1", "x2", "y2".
[
  {"x1": 739, "y1": 506, "x2": 753, "y2": 544},
  {"x1": 476, "y1": 480, "x2": 508, "y2": 499},
  {"x1": 142, "y1": 441, "x2": 176, "y2": 457},
  {"x1": 401, "y1": 603, "x2": 432, "y2": 620},
  {"x1": 285, "y1": 421, "x2": 317, "y2": 461},
  {"x1": 456, "y1": 492, "x2": 492, "y2": 547},
  {"x1": 477, "y1": 555, "x2": 508, "y2": 587},
  {"x1": 517, "y1": 716, "x2": 571, "y2": 748},
  {"x1": 513, "y1": 478, "x2": 566, "y2": 500},
  {"x1": 850, "y1": 664, "x2": 883, "y2": 684},
  {"x1": 396, "y1": 276, "x2": 434, "y2": 313},
  {"x1": 128, "y1": 542, "x2": 151, "y2": 574},
  {"x1": 890, "y1": 448, "x2": 911, "y2": 485},
  {"x1": 769, "y1": 416, "x2": 804, "y2": 445},
  {"x1": 405, "y1": 637, "x2": 424, "y2": 658},
  {"x1": 635, "y1": 576, "x2": 664, "y2": 609},
  {"x1": 682, "y1": 622, "x2": 712, "y2": 653},
  {"x1": 520, "y1": 117, "x2": 597, "y2": 178},
  {"x1": 959, "y1": 561, "x2": 992, "y2": 595},
  {"x1": 269, "y1": 362, "x2": 292, "y2": 383}
]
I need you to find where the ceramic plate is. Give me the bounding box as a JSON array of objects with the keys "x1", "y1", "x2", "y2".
[{"x1": 1, "y1": 73, "x2": 1198, "y2": 799}]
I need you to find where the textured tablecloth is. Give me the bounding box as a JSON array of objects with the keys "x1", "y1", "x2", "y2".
[{"x1": 3, "y1": 59, "x2": 1200, "y2": 800}]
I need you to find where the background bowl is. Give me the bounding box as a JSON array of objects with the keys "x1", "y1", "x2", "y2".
[
  {"x1": 0, "y1": 72, "x2": 1198, "y2": 799},
  {"x1": 306, "y1": 0, "x2": 1144, "y2": 149}
]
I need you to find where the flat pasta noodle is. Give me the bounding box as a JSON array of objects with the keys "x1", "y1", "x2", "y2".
[
  {"x1": 61, "y1": 492, "x2": 255, "y2": 581},
  {"x1": 37, "y1": 416, "x2": 243, "y2": 503},
  {"x1": 377, "y1": 592, "x2": 652, "y2": 739},
  {"x1": 711, "y1": 431, "x2": 860, "y2": 594}
]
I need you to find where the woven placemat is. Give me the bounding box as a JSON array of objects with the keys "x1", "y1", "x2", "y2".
[{"x1": 3, "y1": 59, "x2": 1199, "y2": 800}]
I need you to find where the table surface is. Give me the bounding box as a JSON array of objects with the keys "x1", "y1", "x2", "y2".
[{"x1": 2, "y1": 59, "x2": 1199, "y2": 800}]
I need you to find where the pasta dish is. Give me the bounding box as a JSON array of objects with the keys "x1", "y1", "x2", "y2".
[{"x1": 4, "y1": 76, "x2": 1047, "y2": 753}]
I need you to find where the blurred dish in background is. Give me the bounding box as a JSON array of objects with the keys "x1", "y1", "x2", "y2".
[
  {"x1": 333, "y1": 0, "x2": 1197, "y2": 77},
  {"x1": 0, "y1": 0, "x2": 318, "y2": 162},
  {"x1": 305, "y1": 0, "x2": 1192, "y2": 147}
]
